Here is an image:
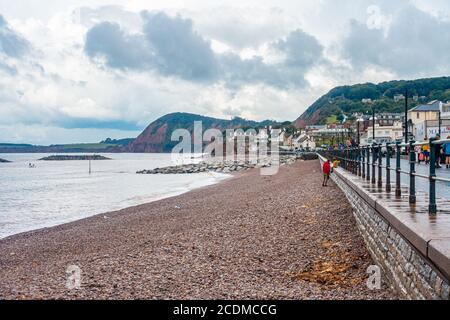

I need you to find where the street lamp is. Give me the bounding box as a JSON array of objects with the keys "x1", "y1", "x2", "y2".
[
  {"x1": 372, "y1": 107, "x2": 376, "y2": 144},
  {"x1": 357, "y1": 118, "x2": 360, "y2": 145},
  {"x1": 439, "y1": 109, "x2": 442, "y2": 136},
  {"x1": 404, "y1": 89, "x2": 409, "y2": 143}
]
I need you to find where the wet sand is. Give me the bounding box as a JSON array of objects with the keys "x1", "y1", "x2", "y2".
[{"x1": 0, "y1": 160, "x2": 397, "y2": 299}]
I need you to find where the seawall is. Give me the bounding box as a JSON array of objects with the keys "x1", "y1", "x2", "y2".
[{"x1": 319, "y1": 155, "x2": 449, "y2": 299}]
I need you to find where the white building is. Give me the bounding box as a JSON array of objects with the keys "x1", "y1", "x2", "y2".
[
  {"x1": 415, "y1": 119, "x2": 450, "y2": 141},
  {"x1": 363, "y1": 121, "x2": 403, "y2": 145},
  {"x1": 394, "y1": 94, "x2": 405, "y2": 102},
  {"x1": 294, "y1": 134, "x2": 316, "y2": 151}
]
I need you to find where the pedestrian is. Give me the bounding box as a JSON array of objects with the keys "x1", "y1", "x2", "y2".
[
  {"x1": 322, "y1": 159, "x2": 331, "y2": 186},
  {"x1": 422, "y1": 137, "x2": 430, "y2": 164},
  {"x1": 435, "y1": 134, "x2": 442, "y2": 168},
  {"x1": 414, "y1": 144, "x2": 421, "y2": 163},
  {"x1": 332, "y1": 159, "x2": 340, "y2": 170},
  {"x1": 444, "y1": 136, "x2": 450, "y2": 169},
  {"x1": 418, "y1": 150, "x2": 425, "y2": 164}
]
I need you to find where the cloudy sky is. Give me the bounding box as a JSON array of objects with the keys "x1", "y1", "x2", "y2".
[{"x1": 0, "y1": 0, "x2": 449, "y2": 144}]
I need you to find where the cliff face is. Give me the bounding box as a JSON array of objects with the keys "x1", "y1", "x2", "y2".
[
  {"x1": 126, "y1": 112, "x2": 280, "y2": 153},
  {"x1": 127, "y1": 123, "x2": 169, "y2": 153}
]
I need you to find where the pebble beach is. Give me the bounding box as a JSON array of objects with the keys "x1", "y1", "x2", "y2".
[{"x1": 0, "y1": 159, "x2": 397, "y2": 299}]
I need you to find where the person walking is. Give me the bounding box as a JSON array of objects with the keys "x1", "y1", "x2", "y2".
[
  {"x1": 444, "y1": 136, "x2": 450, "y2": 169},
  {"x1": 422, "y1": 137, "x2": 430, "y2": 164},
  {"x1": 435, "y1": 134, "x2": 442, "y2": 168},
  {"x1": 322, "y1": 159, "x2": 331, "y2": 186},
  {"x1": 414, "y1": 144, "x2": 421, "y2": 164},
  {"x1": 332, "y1": 159, "x2": 340, "y2": 170}
]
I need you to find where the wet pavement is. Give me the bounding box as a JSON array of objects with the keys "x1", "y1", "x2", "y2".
[{"x1": 398, "y1": 158, "x2": 450, "y2": 200}]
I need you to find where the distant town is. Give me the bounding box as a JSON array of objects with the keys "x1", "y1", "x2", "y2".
[{"x1": 274, "y1": 99, "x2": 450, "y2": 151}]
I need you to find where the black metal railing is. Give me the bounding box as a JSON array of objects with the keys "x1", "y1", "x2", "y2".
[{"x1": 318, "y1": 138, "x2": 450, "y2": 214}]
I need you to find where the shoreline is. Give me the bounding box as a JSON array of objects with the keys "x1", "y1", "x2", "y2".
[
  {"x1": 0, "y1": 160, "x2": 397, "y2": 299},
  {"x1": 0, "y1": 170, "x2": 231, "y2": 241}
]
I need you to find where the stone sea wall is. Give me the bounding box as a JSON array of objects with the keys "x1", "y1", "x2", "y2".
[{"x1": 325, "y1": 159, "x2": 450, "y2": 299}]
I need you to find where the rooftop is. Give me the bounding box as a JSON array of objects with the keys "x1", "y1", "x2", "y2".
[{"x1": 410, "y1": 100, "x2": 441, "y2": 112}]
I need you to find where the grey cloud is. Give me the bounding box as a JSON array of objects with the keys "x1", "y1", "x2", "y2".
[
  {"x1": 220, "y1": 53, "x2": 280, "y2": 87},
  {"x1": 141, "y1": 11, "x2": 219, "y2": 81},
  {"x1": 85, "y1": 21, "x2": 151, "y2": 69},
  {"x1": 84, "y1": 12, "x2": 323, "y2": 89},
  {"x1": 0, "y1": 14, "x2": 30, "y2": 58},
  {"x1": 341, "y1": 5, "x2": 450, "y2": 76},
  {"x1": 219, "y1": 29, "x2": 323, "y2": 89},
  {"x1": 273, "y1": 29, "x2": 323, "y2": 69},
  {"x1": 219, "y1": 53, "x2": 307, "y2": 89},
  {"x1": 84, "y1": 12, "x2": 218, "y2": 81}
]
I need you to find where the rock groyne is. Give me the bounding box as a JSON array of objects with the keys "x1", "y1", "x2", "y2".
[
  {"x1": 39, "y1": 155, "x2": 111, "y2": 161},
  {"x1": 137, "y1": 153, "x2": 317, "y2": 174}
]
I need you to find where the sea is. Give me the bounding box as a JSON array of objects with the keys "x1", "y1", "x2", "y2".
[{"x1": 0, "y1": 153, "x2": 230, "y2": 239}]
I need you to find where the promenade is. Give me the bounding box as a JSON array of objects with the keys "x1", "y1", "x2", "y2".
[{"x1": 0, "y1": 160, "x2": 397, "y2": 299}]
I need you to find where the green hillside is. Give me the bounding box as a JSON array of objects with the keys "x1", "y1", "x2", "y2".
[{"x1": 294, "y1": 76, "x2": 450, "y2": 128}]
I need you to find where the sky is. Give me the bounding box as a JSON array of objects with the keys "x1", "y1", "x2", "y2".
[{"x1": 0, "y1": 0, "x2": 449, "y2": 144}]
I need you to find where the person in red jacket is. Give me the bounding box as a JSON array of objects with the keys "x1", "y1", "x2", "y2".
[{"x1": 322, "y1": 160, "x2": 331, "y2": 186}]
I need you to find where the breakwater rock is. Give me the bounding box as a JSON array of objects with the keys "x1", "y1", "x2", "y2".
[
  {"x1": 137, "y1": 155, "x2": 301, "y2": 174},
  {"x1": 0, "y1": 158, "x2": 11, "y2": 163},
  {"x1": 299, "y1": 152, "x2": 318, "y2": 160},
  {"x1": 39, "y1": 155, "x2": 111, "y2": 161}
]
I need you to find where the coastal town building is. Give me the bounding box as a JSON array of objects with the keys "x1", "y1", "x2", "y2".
[
  {"x1": 293, "y1": 134, "x2": 316, "y2": 151},
  {"x1": 414, "y1": 119, "x2": 450, "y2": 141},
  {"x1": 394, "y1": 94, "x2": 405, "y2": 102},
  {"x1": 408, "y1": 100, "x2": 441, "y2": 126},
  {"x1": 407, "y1": 100, "x2": 450, "y2": 140},
  {"x1": 362, "y1": 121, "x2": 403, "y2": 145}
]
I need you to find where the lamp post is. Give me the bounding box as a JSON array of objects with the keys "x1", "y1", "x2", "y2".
[
  {"x1": 439, "y1": 109, "x2": 442, "y2": 136},
  {"x1": 404, "y1": 89, "x2": 408, "y2": 143},
  {"x1": 372, "y1": 107, "x2": 376, "y2": 144},
  {"x1": 357, "y1": 118, "x2": 360, "y2": 146},
  {"x1": 372, "y1": 106, "x2": 376, "y2": 184}
]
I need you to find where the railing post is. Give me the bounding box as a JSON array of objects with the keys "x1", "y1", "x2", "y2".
[
  {"x1": 348, "y1": 149, "x2": 352, "y2": 173},
  {"x1": 409, "y1": 140, "x2": 416, "y2": 204},
  {"x1": 429, "y1": 139, "x2": 437, "y2": 214},
  {"x1": 343, "y1": 149, "x2": 347, "y2": 171},
  {"x1": 348, "y1": 148, "x2": 353, "y2": 173},
  {"x1": 348, "y1": 148, "x2": 351, "y2": 173},
  {"x1": 362, "y1": 146, "x2": 366, "y2": 179},
  {"x1": 372, "y1": 144, "x2": 376, "y2": 184},
  {"x1": 342, "y1": 149, "x2": 345, "y2": 170},
  {"x1": 351, "y1": 148, "x2": 354, "y2": 174},
  {"x1": 358, "y1": 147, "x2": 362, "y2": 176},
  {"x1": 366, "y1": 146, "x2": 370, "y2": 182},
  {"x1": 352, "y1": 148, "x2": 357, "y2": 175},
  {"x1": 395, "y1": 142, "x2": 401, "y2": 197},
  {"x1": 378, "y1": 143, "x2": 383, "y2": 188},
  {"x1": 386, "y1": 144, "x2": 391, "y2": 192}
]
